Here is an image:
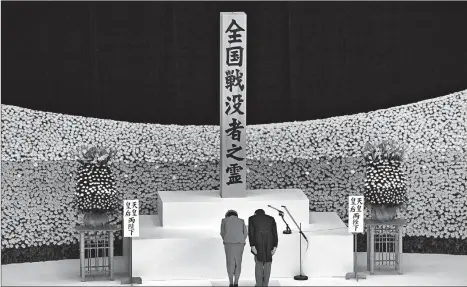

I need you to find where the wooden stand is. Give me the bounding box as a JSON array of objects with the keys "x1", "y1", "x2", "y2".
[
  {"x1": 345, "y1": 233, "x2": 366, "y2": 281},
  {"x1": 365, "y1": 219, "x2": 406, "y2": 275},
  {"x1": 121, "y1": 237, "x2": 142, "y2": 284},
  {"x1": 75, "y1": 225, "x2": 119, "y2": 282}
]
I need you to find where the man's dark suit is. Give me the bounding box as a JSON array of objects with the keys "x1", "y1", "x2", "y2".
[{"x1": 248, "y1": 209, "x2": 278, "y2": 287}]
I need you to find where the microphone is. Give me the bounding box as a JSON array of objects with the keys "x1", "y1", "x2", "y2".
[
  {"x1": 268, "y1": 205, "x2": 283, "y2": 214},
  {"x1": 268, "y1": 205, "x2": 292, "y2": 235},
  {"x1": 282, "y1": 205, "x2": 309, "y2": 242}
]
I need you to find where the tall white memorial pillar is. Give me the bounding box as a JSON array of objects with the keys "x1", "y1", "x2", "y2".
[{"x1": 220, "y1": 12, "x2": 247, "y2": 198}]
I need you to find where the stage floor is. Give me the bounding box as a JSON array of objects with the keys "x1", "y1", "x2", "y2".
[{"x1": 2, "y1": 253, "x2": 467, "y2": 286}]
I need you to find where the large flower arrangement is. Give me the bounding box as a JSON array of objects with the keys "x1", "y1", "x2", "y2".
[
  {"x1": 2, "y1": 90, "x2": 467, "y2": 258},
  {"x1": 75, "y1": 146, "x2": 119, "y2": 214},
  {"x1": 362, "y1": 140, "x2": 408, "y2": 220}
]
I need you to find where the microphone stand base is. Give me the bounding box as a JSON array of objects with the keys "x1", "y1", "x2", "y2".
[
  {"x1": 293, "y1": 275, "x2": 308, "y2": 281},
  {"x1": 283, "y1": 230, "x2": 292, "y2": 234}
]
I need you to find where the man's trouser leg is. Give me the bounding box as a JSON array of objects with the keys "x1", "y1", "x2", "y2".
[
  {"x1": 262, "y1": 262, "x2": 272, "y2": 286},
  {"x1": 254, "y1": 256, "x2": 272, "y2": 287},
  {"x1": 254, "y1": 256, "x2": 264, "y2": 286}
]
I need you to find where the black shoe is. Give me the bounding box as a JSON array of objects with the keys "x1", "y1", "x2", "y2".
[
  {"x1": 229, "y1": 284, "x2": 234, "y2": 287},
  {"x1": 233, "y1": 284, "x2": 239, "y2": 287}
]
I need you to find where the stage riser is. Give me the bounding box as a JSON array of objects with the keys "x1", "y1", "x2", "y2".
[
  {"x1": 131, "y1": 217, "x2": 353, "y2": 280},
  {"x1": 157, "y1": 189, "x2": 310, "y2": 229}
]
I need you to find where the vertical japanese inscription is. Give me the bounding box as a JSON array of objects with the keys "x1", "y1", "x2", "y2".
[
  {"x1": 123, "y1": 200, "x2": 139, "y2": 237},
  {"x1": 220, "y1": 13, "x2": 247, "y2": 198},
  {"x1": 348, "y1": 196, "x2": 364, "y2": 233}
]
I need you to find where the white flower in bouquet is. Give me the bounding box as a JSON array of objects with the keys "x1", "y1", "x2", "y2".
[
  {"x1": 362, "y1": 140, "x2": 408, "y2": 207},
  {"x1": 74, "y1": 145, "x2": 119, "y2": 212}
]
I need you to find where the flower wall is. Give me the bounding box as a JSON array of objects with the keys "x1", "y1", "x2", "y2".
[{"x1": 1, "y1": 90, "x2": 466, "y2": 252}]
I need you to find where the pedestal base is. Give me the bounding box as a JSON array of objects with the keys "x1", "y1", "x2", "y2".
[
  {"x1": 121, "y1": 277, "x2": 142, "y2": 284},
  {"x1": 345, "y1": 272, "x2": 367, "y2": 281},
  {"x1": 293, "y1": 274, "x2": 308, "y2": 280}
]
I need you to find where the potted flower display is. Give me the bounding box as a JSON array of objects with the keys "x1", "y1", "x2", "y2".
[
  {"x1": 362, "y1": 140, "x2": 408, "y2": 222},
  {"x1": 75, "y1": 145, "x2": 119, "y2": 227}
]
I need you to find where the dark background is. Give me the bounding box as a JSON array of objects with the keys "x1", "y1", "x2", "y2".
[{"x1": 2, "y1": 1, "x2": 467, "y2": 125}]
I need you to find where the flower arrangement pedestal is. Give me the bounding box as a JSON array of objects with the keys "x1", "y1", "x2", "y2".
[
  {"x1": 365, "y1": 219, "x2": 407, "y2": 275},
  {"x1": 75, "y1": 225, "x2": 119, "y2": 282}
]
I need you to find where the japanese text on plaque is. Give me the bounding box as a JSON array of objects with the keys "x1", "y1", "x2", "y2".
[
  {"x1": 123, "y1": 199, "x2": 139, "y2": 237},
  {"x1": 348, "y1": 196, "x2": 364, "y2": 233}
]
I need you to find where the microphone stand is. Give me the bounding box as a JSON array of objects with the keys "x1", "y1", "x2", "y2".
[
  {"x1": 282, "y1": 205, "x2": 308, "y2": 281},
  {"x1": 267, "y1": 205, "x2": 292, "y2": 234}
]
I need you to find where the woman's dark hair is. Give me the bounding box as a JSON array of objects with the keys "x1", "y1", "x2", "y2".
[{"x1": 225, "y1": 210, "x2": 238, "y2": 217}]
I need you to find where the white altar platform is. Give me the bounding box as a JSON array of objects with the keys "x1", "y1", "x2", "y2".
[
  {"x1": 124, "y1": 189, "x2": 353, "y2": 282},
  {"x1": 128, "y1": 189, "x2": 353, "y2": 281},
  {"x1": 131, "y1": 214, "x2": 352, "y2": 280},
  {"x1": 157, "y1": 189, "x2": 310, "y2": 229}
]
